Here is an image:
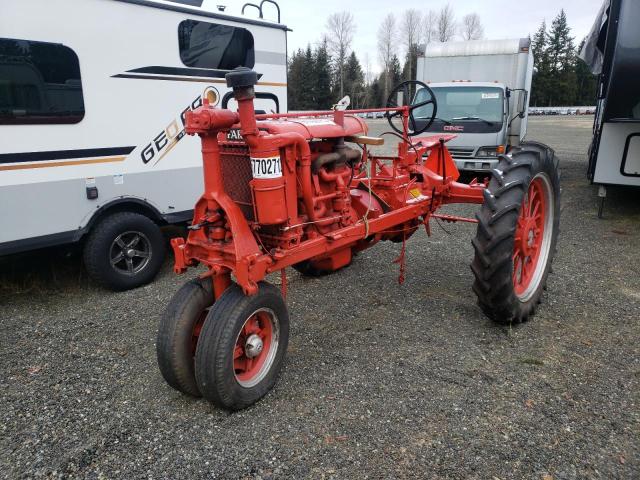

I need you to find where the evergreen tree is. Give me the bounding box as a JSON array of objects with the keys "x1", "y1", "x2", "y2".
[
  {"x1": 402, "y1": 43, "x2": 420, "y2": 83},
  {"x1": 547, "y1": 9, "x2": 576, "y2": 105},
  {"x1": 287, "y1": 49, "x2": 305, "y2": 110},
  {"x1": 531, "y1": 21, "x2": 550, "y2": 106},
  {"x1": 299, "y1": 44, "x2": 315, "y2": 109},
  {"x1": 344, "y1": 52, "x2": 365, "y2": 108},
  {"x1": 574, "y1": 39, "x2": 598, "y2": 105},
  {"x1": 313, "y1": 40, "x2": 333, "y2": 109},
  {"x1": 366, "y1": 77, "x2": 382, "y2": 108},
  {"x1": 390, "y1": 55, "x2": 403, "y2": 88}
]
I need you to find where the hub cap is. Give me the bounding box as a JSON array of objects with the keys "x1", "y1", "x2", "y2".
[
  {"x1": 234, "y1": 308, "x2": 279, "y2": 388},
  {"x1": 109, "y1": 231, "x2": 151, "y2": 275},
  {"x1": 512, "y1": 174, "x2": 554, "y2": 302}
]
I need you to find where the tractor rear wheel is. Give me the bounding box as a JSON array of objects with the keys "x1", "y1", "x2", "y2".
[
  {"x1": 195, "y1": 281, "x2": 289, "y2": 410},
  {"x1": 156, "y1": 277, "x2": 214, "y2": 397},
  {"x1": 471, "y1": 144, "x2": 560, "y2": 324}
]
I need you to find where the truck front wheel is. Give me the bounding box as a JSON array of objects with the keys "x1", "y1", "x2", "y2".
[{"x1": 83, "y1": 212, "x2": 166, "y2": 291}]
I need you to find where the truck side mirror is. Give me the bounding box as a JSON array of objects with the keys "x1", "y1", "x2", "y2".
[{"x1": 518, "y1": 91, "x2": 529, "y2": 118}]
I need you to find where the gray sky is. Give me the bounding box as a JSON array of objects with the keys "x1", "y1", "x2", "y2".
[{"x1": 207, "y1": 0, "x2": 603, "y2": 73}]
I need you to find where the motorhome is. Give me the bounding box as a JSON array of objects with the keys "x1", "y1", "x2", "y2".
[
  {"x1": 414, "y1": 39, "x2": 533, "y2": 174},
  {"x1": 580, "y1": 0, "x2": 640, "y2": 215},
  {"x1": 0, "y1": 0, "x2": 288, "y2": 290}
]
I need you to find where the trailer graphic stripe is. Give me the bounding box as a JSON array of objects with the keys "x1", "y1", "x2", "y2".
[
  {"x1": 0, "y1": 156, "x2": 127, "y2": 171},
  {"x1": 112, "y1": 73, "x2": 286, "y2": 87},
  {"x1": 124, "y1": 66, "x2": 258, "y2": 80},
  {"x1": 0, "y1": 147, "x2": 136, "y2": 164}
]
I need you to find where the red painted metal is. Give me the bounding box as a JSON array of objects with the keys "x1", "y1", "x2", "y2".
[
  {"x1": 171, "y1": 78, "x2": 488, "y2": 297},
  {"x1": 234, "y1": 312, "x2": 273, "y2": 382},
  {"x1": 513, "y1": 177, "x2": 547, "y2": 295}
]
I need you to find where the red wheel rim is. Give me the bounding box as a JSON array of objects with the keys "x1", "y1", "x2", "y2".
[
  {"x1": 233, "y1": 309, "x2": 278, "y2": 388},
  {"x1": 512, "y1": 176, "x2": 550, "y2": 300},
  {"x1": 191, "y1": 311, "x2": 208, "y2": 357}
]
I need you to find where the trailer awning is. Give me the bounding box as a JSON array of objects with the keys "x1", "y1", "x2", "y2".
[
  {"x1": 581, "y1": 0, "x2": 640, "y2": 121},
  {"x1": 579, "y1": 0, "x2": 610, "y2": 74}
]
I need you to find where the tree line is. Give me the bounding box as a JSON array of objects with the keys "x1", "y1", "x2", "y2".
[
  {"x1": 531, "y1": 10, "x2": 597, "y2": 106},
  {"x1": 287, "y1": 6, "x2": 597, "y2": 111}
]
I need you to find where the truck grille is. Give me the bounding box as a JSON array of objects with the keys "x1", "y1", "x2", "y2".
[
  {"x1": 448, "y1": 147, "x2": 475, "y2": 158},
  {"x1": 219, "y1": 143, "x2": 254, "y2": 220}
]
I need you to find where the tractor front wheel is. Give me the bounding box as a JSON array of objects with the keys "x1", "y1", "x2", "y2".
[
  {"x1": 156, "y1": 277, "x2": 214, "y2": 397},
  {"x1": 195, "y1": 281, "x2": 289, "y2": 410},
  {"x1": 471, "y1": 144, "x2": 560, "y2": 324}
]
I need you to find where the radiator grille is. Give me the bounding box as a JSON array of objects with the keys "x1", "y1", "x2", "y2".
[
  {"x1": 219, "y1": 143, "x2": 254, "y2": 220},
  {"x1": 448, "y1": 147, "x2": 475, "y2": 158}
]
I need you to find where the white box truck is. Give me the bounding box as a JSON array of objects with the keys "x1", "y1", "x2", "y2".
[
  {"x1": 0, "y1": 0, "x2": 288, "y2": 290},
  {"x1": 414, "y1": 38, "x2": 534, "y2": 174}
]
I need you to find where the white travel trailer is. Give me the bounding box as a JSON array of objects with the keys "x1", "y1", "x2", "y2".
[
  {"x1": 580, "y1": 0, "x2": 640, "y2": 216},
  {"x1": 0, "y1": 0, "x2": 288, "y2": 290},
  {"x1": 415, "y1": 39, "x2": 534, "y2": 174}
]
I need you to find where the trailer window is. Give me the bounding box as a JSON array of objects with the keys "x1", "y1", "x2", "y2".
[
  {"x1": 0, "y1": 38, "x2": 84, "y2": 125},
  {"x1": 178, "y1": 20, "x2": 255, "y2": 70}
]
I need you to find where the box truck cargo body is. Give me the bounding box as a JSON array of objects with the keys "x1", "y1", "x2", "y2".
[{"x1": 415, "y1": 39, "x2": 533, "y2": 173}]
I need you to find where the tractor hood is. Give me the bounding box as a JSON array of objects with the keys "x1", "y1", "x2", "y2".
[{"x1": 255, "y1": 115, "x2": 368, "y2": 140}]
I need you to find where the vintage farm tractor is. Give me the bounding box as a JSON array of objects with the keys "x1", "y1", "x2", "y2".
[{"x1": 157, "y1": 68, "x2": 560, "y2": 410}]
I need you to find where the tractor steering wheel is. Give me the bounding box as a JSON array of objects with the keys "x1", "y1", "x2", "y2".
[{"x1": 385, "y1": 80, "x2": 438, "y2": 136}]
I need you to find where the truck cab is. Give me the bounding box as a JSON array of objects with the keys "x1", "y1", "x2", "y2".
[
  {"x1": 414, "y1": 81, "x2": 510, "y2": 171},
  {"x1": 415, "y1": 39, "x2": 533, "y2": 174}
]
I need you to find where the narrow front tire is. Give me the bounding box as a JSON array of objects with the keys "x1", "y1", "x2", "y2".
[
  {"x1": 195, "y1": 282, "x2": 289, "y2": 410},
  {"x1": 157, "y1": 278, "x2": 214, "y2": 397}
]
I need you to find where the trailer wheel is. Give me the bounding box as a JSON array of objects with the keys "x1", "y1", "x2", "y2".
[
  {"x1": 471, "y1": 145, "x2": 560, "y2": 324},
  {"x1": 83, "y1": 212, "x2": 165, "y2": 291},
  {"x1": 156, "y1": 278, "x2": 214, "y2": 397},
  {"x1": 195, "y1": 281, "x2": 289, "y2": 410}
]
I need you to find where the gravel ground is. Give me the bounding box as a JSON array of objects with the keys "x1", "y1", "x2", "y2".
[{"x1": 1, "y1": 116, "x2": 639, "y2": 479}]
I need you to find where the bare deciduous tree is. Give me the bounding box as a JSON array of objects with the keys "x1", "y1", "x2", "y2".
[
  {"x1": 377, "y1": 13, "x2": 397, "y2": 101},
  {"x1": 326, "y1": 11, "x2": 356, "y2": 98},
  {"x1": 401, "y1": 9, "x2": 422, "y2": 81},
  {"x1": 461, "y1": 13, "x2": 484, "y2": 41},
  {"x1": 437, "y1": 4, "x2": 456, "y2": 42},
  {"x1": 423, "y1": 10, "x2": 438, "y2": 46}
]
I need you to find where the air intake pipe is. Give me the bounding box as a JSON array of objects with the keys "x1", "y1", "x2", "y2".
[{"x1": 226, "y1": 67, "x2": 318, "y2": 223}]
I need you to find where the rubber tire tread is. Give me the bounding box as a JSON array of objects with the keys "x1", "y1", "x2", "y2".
[
  {"x1": 83, "y1": 212, "x2": 165, "y2": 291},
  {"x1": 157, "y1": 277, "x2": 214, "y2": 397},
  {"x1": 195, "y1": 281, "x2": 289, "y2": 410},
  {"x1": 471, "y1": 144, "x2": 560, "y2": 324}
]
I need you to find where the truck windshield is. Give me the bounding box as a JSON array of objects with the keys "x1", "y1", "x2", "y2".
[{"x1": 414, "y1": 86, "x2": 504, "y2": 128}]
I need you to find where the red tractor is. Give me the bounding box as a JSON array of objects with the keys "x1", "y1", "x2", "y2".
[{"x1": 157, "y1": 68, "x2": 560, "y2": 410}]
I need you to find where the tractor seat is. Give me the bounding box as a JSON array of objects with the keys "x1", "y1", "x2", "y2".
[{"x1": 344, "y1": 135, "x2": 384, "y2": 146}]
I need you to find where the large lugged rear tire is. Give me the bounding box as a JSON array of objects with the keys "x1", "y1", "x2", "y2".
[
  {"x1": 156, "y1": 278, "x2": 214, "y2": 397},
  {"x1": 195, "y1": 281, "x2": 289, "y2": 410},
  {"x1": 471, "y1": 144, "x2": 560, "y2": 324}
]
